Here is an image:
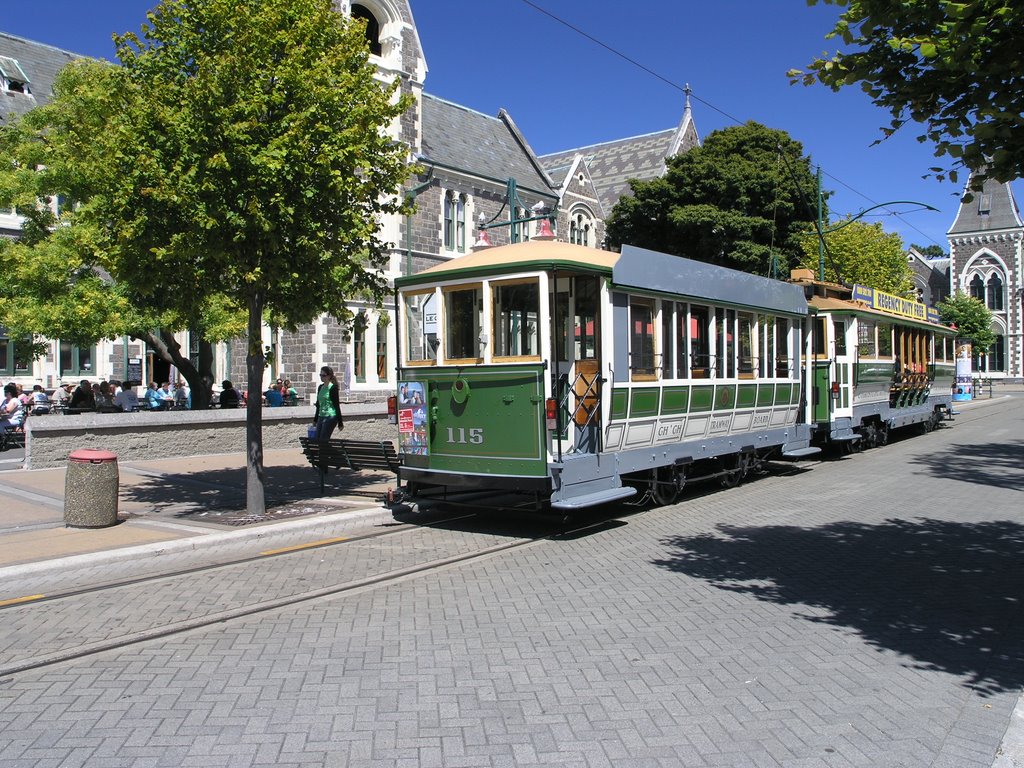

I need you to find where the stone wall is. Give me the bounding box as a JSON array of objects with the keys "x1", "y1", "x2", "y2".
[{"x1": 25, "y1": 404, "x2": 395, "y2": 469}]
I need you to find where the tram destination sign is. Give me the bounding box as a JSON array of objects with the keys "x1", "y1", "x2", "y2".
[{"x1": 852, "y1": 285, "x2": 941, "y2": 324}]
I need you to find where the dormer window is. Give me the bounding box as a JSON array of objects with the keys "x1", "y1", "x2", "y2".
[
  {"x1": 0, "y1": 56, "x2": 31, "y2": 95},
  {"x1": 351, "y1": 4, "x2": 382, "y2": 56}
]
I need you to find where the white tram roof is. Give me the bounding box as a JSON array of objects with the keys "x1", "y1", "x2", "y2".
[{"x1": 397, "y1": 240, "x2": 808, "y2": 317}]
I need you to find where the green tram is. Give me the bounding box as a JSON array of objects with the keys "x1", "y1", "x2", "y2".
[
  {"x1": 392, "y1": 240, "x2": 820, "y2": 510},
  {"x1": 794, "y1": 272, "x2": 956, "y2": 449}
]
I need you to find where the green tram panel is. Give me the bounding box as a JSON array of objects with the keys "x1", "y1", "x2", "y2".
[{"x1": 398, "y1": 364, "x2": 547, "y2": 478}]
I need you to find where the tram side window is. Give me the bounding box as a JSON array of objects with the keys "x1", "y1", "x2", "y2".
[
  {"x1": 775, "y1": 318, "x2": 790, "y2": 377},
  {"x1": 813, "y1": 317, "x2": 828, "y2": 358},
  {"x1": 444, "y1": 285, "x2": 482, "y2": 361},
  {"x1": 858, "y1": 319, "x2": 876, "y2": 357},
  {"x1": 716, "y1": 309, "x2": 737, "y2": 378},
  {"x1": 629, "y1": 299, "x2": 657, "y2": 380},
  {"x1": 402, "y1": 291, "x2": 438, "y2": 363},
  {"x1": 760, "y1": 316, "x2": 775, "y2": 377},
  {"x1": 877, "y1": 322, "x2": 893, "y2": 358},
  {"x1": 675, "y1": 302, "x2": 690, "y2": 379},
  {"x1": 690, "y1": 304, "x2": 710, "y2": 378},
  {"x1": 661, "y1": 302, "x2": 674, "y2": 379},
  {"x1": 738, "y1": 312, "x2": 755, "y2": 378},
  {"x1": 834, "y1": 319, "x2": 847, "y2": 356},
  {"x1": 574, "y1": 276, "x2": 599, "y2": 360},
  {"x1": 493, "y1": 280, "x2": 539, "y2": 358}
]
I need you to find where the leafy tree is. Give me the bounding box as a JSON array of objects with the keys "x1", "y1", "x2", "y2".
[
  {"x1": 798, "y1": 219, "x2": 913, "y2": 294},
  {"x1": 605, "y1": 122, "x2": 822, "y2": 276},
  {"x1": 936, "y1": 292, "x2": 996, "y2": 351},
  {"x1": 0, "y1": 0, "x2": 413, "y2": 515},
  {"x1": 910, "y1": 243, "x2": 946, "y2": 259},
  {"x1": 791, "y1": 0, "x2": 1024, "y2": 188}
]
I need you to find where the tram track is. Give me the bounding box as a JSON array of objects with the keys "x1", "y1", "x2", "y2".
[
  {"x1": 2, "y1": 397, "x2": 1014, "y2": 680},
  {"x1": 0, "y1": 510, "x2": 612, "y2": 679}
]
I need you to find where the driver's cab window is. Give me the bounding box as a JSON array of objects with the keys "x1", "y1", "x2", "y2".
[
  {"x1": 493, "y1": 279, "x2": 540, "y2": 359},
  {"x1": 443, "y1": 284, "x2": 483, "y2": 362}
]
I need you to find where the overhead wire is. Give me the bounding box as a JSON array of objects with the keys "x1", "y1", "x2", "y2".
[{"x1": 517, "y1": 0, "x2": 946, "y2": 249}]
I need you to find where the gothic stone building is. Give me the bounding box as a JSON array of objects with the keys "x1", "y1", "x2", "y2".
[
  {"x1": 2, "y1": 2, "x2": 703, "y2": 401},
  {"x1": 948, "y1": 174, "x2": 1023, "y2": 379}
]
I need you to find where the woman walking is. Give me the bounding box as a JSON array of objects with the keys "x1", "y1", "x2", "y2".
[{"x1": 312, "y1": 366, "x2": 342, "y2": 442}]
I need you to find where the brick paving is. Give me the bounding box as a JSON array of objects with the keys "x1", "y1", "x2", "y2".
[{"x1": 0, "y1": 396, "x2": 1022, "y2": 766}]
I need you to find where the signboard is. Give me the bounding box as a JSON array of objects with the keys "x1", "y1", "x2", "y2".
[
  {"x1": 125, "y1": 358, "x2": 143, "y2": 387},
  {"x1": 852, "y1": 284, "x2": 934, "y2": 323}
]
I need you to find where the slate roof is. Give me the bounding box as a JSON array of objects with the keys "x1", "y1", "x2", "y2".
[
  {"x1": 0, "y1": 32, "x2": 83, "y2": 124},
  {"x1": 539, "y1": 128, "x2": 677, "y2": 216},
  {"x1": 948, "y1": 173, "x2": 1023, "y2": 235},
  {"x1": 420, "y1": 93, "x2": 554, "y2": 197}
]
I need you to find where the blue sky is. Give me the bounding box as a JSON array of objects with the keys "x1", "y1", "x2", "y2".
[{"x1": 5, "y1": 0, "x2": 1013, "y2": 253}]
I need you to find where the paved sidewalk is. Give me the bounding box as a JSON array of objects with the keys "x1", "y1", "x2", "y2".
[{"x1": 0, "y1": 446, "x2": 397, "y2": 577}]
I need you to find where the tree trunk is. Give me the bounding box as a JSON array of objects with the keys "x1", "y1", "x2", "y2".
[
  {"x1": 137, "y1": 329, "x2": 215, "y2": 409},
  {"x1": 245, "y1": 291, "x2": 266, "y2": 516}
]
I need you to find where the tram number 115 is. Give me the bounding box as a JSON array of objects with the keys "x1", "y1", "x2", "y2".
[{"x1": 446, "y1": 427, "x2": 484, "y2": 445}]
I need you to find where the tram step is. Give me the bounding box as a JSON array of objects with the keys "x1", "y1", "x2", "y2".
[
  {"x1": 782, "y1": 446, "x2": 821, "y2": 458},
  {"x1": 551, "y1": 485, "x2": 637, "y2": 511}
]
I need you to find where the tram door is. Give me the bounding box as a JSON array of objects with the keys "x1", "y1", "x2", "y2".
[
  {"x1": 553, "y1": 275, "x2": 602, "y2": 454},
  {"x1": 811, "y1": 316, "x2": 833, "y2": 424}
]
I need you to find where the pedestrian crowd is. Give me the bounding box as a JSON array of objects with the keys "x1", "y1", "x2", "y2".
[{"x1": 2, "y1": 374, "x2": 309, "y2": 421}]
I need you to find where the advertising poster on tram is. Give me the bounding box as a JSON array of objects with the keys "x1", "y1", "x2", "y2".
[{"x1": 397, "y1": 381, "x2": 428, "y2": 455}]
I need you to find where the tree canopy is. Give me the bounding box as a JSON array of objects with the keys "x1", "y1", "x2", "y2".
[
  {"x1": 798, "y1": 219, "x2": 913, "y2": 294},
  {"x1": 791, "y1": 0, "x2": 1024, "y2": 188},
  {"x1": 604, "y1": 122, "x2": 823, "y2": 276},
  {"x1": 910, "y1": 243, "x2": 946, "y2": 259},
  {"x1": 936, "y1": 292, "x2": 996, "y2": 351},
  {"x1": 0, "y1": 0, "x2": 413, "y2": 514}
]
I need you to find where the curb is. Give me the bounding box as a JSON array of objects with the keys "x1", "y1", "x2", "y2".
[{"x1": 0, "y1": 504, "x2": 392, "y2": 580}]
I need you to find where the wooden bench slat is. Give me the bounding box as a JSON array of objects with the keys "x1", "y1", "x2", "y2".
[{"x1": 299, "y1": 437, "x2": 401, "y2": 493}]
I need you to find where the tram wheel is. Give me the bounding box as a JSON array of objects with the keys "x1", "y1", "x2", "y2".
[
  {"x1": 720, "y1": 454, "x2": 748, "y2": 489},
  {"x1": 651, "y1": 466, "x2": 682, "y2": 506},
  {"x1": 877, "y1": 423, "x2": 890, "y2": 446},
  {"x1": 860, "y1": 423, "x2": 878, "y2": 450}
]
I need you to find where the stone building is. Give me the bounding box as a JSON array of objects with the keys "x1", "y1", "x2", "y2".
[
  {"x1": 3, "y1": 2, "x2": 703, "y2": 401},
  {"x1": 947, "y1": 173, "x2": 1023, "y2": 379},
  {"x1": 906, "y1": 247, "x2": 950, "y2": 308}
]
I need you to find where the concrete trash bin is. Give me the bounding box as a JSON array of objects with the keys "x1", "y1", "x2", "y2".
[{"x1": 64, "y1": 448, "x2": 119, "y2": 528}]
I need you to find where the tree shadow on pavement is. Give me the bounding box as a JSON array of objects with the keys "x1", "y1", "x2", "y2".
[
  {"x1": 120, "y1": 463, "x2": 394, "y2": 517},
  {"x1": 909, "y1": 439, "x2": 1024, "y2": 491},
  {"x1": 655, "y1": 517, "x2": 1024, "y2": 696}
]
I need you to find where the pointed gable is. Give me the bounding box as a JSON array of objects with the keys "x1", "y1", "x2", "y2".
[
  {"x1": 540, "y1": 94, "x2": 700, "y2": 215},
  {"x1": 948, "y1": 173, "x2": 1023, "y2": 235},
  {"x1": 420, "y1": 93, "x2": 552, "y2": 193}
]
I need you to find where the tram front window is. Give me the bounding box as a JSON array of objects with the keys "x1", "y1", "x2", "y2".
[
  {"x1": 444, "y1": 286, "x2": 482, "y2": 361},
  {"x1": 493, "y1": 280, "x2": 539, "y2": 358}
]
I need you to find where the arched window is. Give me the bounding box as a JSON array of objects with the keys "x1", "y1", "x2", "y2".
[
  {"x1": 569, "y1": 209, "x2": 594, "y2": 247},
  {"x1": 968, "y1": 274, "x2": 985, "y2": 301},
  {"x1": 443, "y1": 191, "x2": 455, "y2": 250},
  {"x1": 351, "y1": 5, "x2": 382, "y2": 56},
  {"x1": 987, "y1": 275, "x2": 1004, "y2": 311},
  {"x1": 456, "y1": 194, "x2": 466, "y2": 252}
]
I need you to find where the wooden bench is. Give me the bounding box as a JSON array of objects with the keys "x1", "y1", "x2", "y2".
[{"x1": 299, "y1": 437, "x2": 401, "y2": 494}]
